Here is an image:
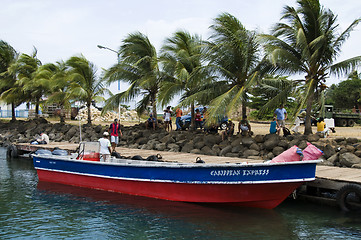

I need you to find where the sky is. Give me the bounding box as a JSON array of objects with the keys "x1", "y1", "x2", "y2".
[{"x1": 1, "y1": 0, "x2": 361, "y2": 107}]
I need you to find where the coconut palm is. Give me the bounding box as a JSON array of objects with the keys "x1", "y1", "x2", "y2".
[
  {"x1": 102, "y1": 32, "x2": 161, "y2": 118},
  {"x1": 66, "y1": 55, "x2": 109, "y2": 125},
  {"x1": 262, "y1": 0, "x2": 361, "y2": 134},
  {"x1": 13, "y1": 49, "x2": 44, "y2": 118},
  {"x1": 160, "y1": 30, "x2": 212, "y2": 129},
  {"x1": 207, "y1": 13, "x2": 268, "y2": 120},
  {"x1": 38, "y1": 61, "x2": 71, "y2": 123},
  {"x1": 0, "y1": 40, "x2": 22, "y2": 121}
]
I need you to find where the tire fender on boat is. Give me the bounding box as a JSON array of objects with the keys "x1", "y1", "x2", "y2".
[
  {"x1": 7, "y1": 145, "x2": 18, "y2": 158},
  {"x1": 336, "y1": 184, "x2": 361, "y2": 212}
]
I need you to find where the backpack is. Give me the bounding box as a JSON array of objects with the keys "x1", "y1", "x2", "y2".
[{"x1": 283, "y1": 127, "x2": 291, "y2": 137}]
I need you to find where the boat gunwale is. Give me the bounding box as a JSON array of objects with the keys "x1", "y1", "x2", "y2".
[{"x1": 32, "y1": 154, "x2": 322, "y2": 169}]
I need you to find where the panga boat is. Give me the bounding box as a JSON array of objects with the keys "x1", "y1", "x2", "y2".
[{"x1": 32, "y1": 142, "x2": 321, "y2": 209}]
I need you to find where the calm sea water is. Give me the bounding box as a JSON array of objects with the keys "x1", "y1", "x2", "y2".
[{"x1": 1, "y1": 147, "x2": 361, "y2": 240}]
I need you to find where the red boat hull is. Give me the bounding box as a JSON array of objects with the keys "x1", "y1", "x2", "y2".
[{"x1": 37, "y1": 169, "x2": 302, "y2": 209}]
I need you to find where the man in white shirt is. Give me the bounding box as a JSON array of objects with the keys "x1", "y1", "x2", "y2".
[
  {"x1": 37, "y1": 133, "x2": 49, "y2": 144},
  {"x1": 99, "y1": 132, "x2": 111, "y2": 162}
]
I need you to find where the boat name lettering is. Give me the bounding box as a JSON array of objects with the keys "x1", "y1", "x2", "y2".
[
  {"x1": 210, "y1": 170, "x2": 241, "y2": 176},
  {"x1": 242, "y1": 169, "x2": 269, "y2": 176}
]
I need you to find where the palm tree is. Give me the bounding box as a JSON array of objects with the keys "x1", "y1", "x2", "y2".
[
  {"x1": 207, "y1": 13, "x2": 268, "y2": 120},
  {"x1": 67, "y1": 55, "x2": 109, "y2": 125},
  {"x1": 160, "y1": 30, "x2": 212, "y2": 129},
  {"x1": 0, "y1": 40, "x2": 20, "y2": 121},
  {"x1": 262, "y1": 0, "x2": 361, "y2": 134},
  {"x1": 102, "y1": 32, "x2": 161, "y2": 118},
  {"x1": 14, "y1": 49, "x2": 44, "y2": 118},
  {"x1": 38, "y1": 61, "x2": 71, "y2": 123}
]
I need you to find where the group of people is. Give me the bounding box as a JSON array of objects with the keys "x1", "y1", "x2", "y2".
[
  {"x1": 98, "y1": 118, "x2": 123, "y2": 162},
  {"x1": 271, "y1": 104, "x2": 329, "y2": 137}
]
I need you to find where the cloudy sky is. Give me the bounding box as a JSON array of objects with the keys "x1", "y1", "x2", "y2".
[{"x1": 1, "y1": 0, "x2": 361, "y2": 96}]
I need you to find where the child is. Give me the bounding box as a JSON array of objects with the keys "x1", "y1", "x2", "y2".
[{"x1": 270, "y1": 117, "x2": 280, "y2": 134}]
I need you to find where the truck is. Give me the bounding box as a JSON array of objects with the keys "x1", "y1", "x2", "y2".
[
  {"x1": 300, "y1": 105, "x2": 360, "y2": 127},
  {"x1": 322, "y1": 105, "x2": 360, "y2": 127}
]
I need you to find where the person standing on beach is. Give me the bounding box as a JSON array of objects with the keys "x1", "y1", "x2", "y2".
[
  {"x1": 175, "y1": 107, "x2": 183, "y2": 131},
  {"x1": 274, "y1": 104, "x2": 288, "y2": 135},
  {"x1": 109, "y1": 119, "x2": 122, "y2": 153},
  {"x1": 99, "y1": 132, "x2": 111, "y2": 162}
]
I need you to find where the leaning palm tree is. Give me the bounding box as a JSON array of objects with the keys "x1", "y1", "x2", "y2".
[
  {"x1": 207, "y1": 13, "x2": 268, "y2": 120},
  {"x1": 262, "y1": 0, "x2": 361, "y2": 134},
  {"x1": 67, "y1": 55, "x2": 109, "y2": 125},
  {"x1": 14, "y1": 49, "x2": 44, "y2": 118},
  {"x1": 102, "y1": 32, "x2": 162, "y2": 118},
  {"x1": 160, "y1": 30, "x2": 212, "y2": 129},
  {"x1": 0, "y1": 40, "x2": 20, "y2": 121}
]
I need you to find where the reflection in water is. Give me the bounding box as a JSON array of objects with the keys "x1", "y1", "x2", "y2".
[{"x1": 36, "y1": 182, "x2": 295, "y2": 239}]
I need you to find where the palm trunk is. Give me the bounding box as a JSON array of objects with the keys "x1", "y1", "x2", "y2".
[
  {"x1": 152, "y1": 94, "x2": 157, "y2": 119},
  {"x1": 60, "y1": 105, "x2": 65, "y2": 123},
  {"x1": 35, "y1": 103, "x2": 39, "y2": 118},
  {"x1": 304, "y1": 90, "x2": 314, "y2": 135},
  {"x1": 190, "y1": 102, "x2": 195, "y2": 130},
  {"x1": 87, "y1": 101, "x2": 92, "y2": 125},
  {"x1": 241, "y1": 99, "x2": 247, "y2": 118},
  {"x1": 11, "y1": 102, "x2": 16, "y2": 121}
]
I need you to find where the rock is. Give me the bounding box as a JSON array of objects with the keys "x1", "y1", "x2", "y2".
[
  {"x1": 212, "y1": 145, "x2": 221, "y2": 155},
  {"x1": 225, "y1": 153, "x2": 239, "y2": 158},
  {"x1": 351, "y1": 164, "x2": 361, "y2": 169},
  {"x1": 241, "y1": 136, "x2": 254, "y2": 147},
  {"x1": 272, "y1": 146, "x2": 285, "y2": 156},
  {"x1": 168, "y1": 143, "x2": 180, "y2": 152},
  {"x1": 220, "y1": 145, "x2": 232, "y2": 156},
  {"x1": 194, "y1": 141, "x2": 205, "y2": 149},
  {"x1": 346, "y1": 138, "x2": 358, "y2": 144},
  {"x1": 334, "y1": 137, "x2": 346, "y2": 143},
  {"x1": 201, "y1": 146, "x2": 215, "y2": 155},
  {"x1": 323, "y1": 144, "x2": 336, "y2": 159},
  {"x1": 231, "y1": 138, "x2": 242, "y2": 147},
  {"x1": 339, "y1": 152, "x2": 361, "y2": 168},
  {"x1": 264, "y1": 152, "x2": 274, "y2": 160},
  {"x1": 249, "y1": 143, "x2": 260, "y2": 151},
  {"x1": 354, "y1": 150, "x2": 361, "y2": 157},
  {"x1": 307, "y1": 134, "x2": 320, "y2": 142},
  {"x1": 298, "y1": 140, "x2": 308, "y2": 149},
  {"x1": 231, "y1": 145, "x2": 242, "y2": 153},
  {"x1": 278, "y1": 140, "x2": 289, "y2": 148},
  {"x1": 155, "y1": 143, "x2": 167, "y2": 151},
  {"x1": 327, "y1": 153, "x2": 339, "y2": 165},
  {"x1": 243, "y1": 149, "x2": 260, "y2": 158},
  {"x1": 181, "y1": 142, "x2": 194, "y2": 153},
  {"x1": 345, "y1": 145, "x2": 355, "y2": 153},
  {"x1": 254, "y1": 135, "x2": 265, "y2": 143},
  {"x1": 264, "y1": 137, "x2": 279, "y2": 150},
  {"x1": 190, "y1": 149, "x2": 202, "y2": 154},
  {"x1": 136, "y1": 137, "x2": 148, "y2": 145},
  {"x1": 160, "y1": 135, "x2": 175, "y2": 144},
  {"x1": 204, "y1": 135, "x2": 222, "y2": 147}
]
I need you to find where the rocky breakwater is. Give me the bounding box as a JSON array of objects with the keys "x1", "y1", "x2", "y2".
[{"x1": 1, "y1": 118, "x2": 360, "y2": 169}]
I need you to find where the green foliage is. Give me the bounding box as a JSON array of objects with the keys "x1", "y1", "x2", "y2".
[
  {"x1": 262, "y1": 0, "x2": 361, "y2": 134},
  {"x1": 325, "y1": 73, "x2": 361, "y2": 109},
  {"x1": 102, "y1": 32, "x2": 161, "y2": 118}
]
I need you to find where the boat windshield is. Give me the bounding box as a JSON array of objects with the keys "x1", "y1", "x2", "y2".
[{"x1": 77, "y1": 142, "x2": 100, "y2": 161}]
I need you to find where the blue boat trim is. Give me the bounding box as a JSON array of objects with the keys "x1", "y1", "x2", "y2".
[{"x1": 34, "y1": 167, "x2": 316, "y2": 185}]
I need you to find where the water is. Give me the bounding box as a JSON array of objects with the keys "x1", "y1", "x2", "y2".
[{"x1": 1, "y1": 147, "x2": 360, "y2": 240}]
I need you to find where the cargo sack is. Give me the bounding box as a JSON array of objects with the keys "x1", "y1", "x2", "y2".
[
  {"x1": 303, "y1": 142, "x2": 323, "y2": 161},
  {"x1": 270, "y1": 145, "x2": 303, "y2": 163}
]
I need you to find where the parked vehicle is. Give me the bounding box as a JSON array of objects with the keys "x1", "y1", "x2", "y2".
[
  {"x1": 180, "y1": 107, "x2": 228, "y2": 130},
  {"x1": 300, "y1": 105, "x2": 360, "y2": 127}
]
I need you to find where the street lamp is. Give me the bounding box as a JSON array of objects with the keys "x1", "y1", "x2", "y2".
[{"x1": 97, "y1": 44, "x2": 122, "y2": 119}]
